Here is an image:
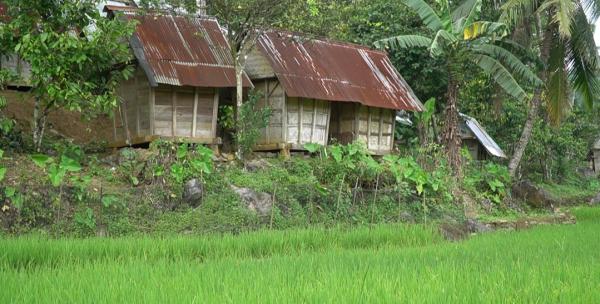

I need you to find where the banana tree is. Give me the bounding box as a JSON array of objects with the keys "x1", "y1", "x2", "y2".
[{"x1": 375, "y1": 0, "x2": 542, "y2": 174}]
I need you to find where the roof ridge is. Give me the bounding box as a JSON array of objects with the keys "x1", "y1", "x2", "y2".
[{"x1": 262, "y1": 29, "x2": 388, "y2": 55}]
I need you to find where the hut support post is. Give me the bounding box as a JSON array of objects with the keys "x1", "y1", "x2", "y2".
[{"x1": 192, "y1": 87, "x2": 198, "y2": 137}]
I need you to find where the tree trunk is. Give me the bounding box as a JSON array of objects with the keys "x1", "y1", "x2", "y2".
[
  {"x1": 508, "y1": 21, "x2": 553, "y2": 179},
  {"x1": 32, "y1": 97, "x2": 47, "y2": 152},
  {"x1": 234, "y1": 55, "x2": 245, "y2": 159},
  {"x1": 441, "y1": 74, "x2": 462, "y2": 176}
]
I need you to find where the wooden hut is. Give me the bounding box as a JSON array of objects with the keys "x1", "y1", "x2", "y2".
[
  {"x1": 105, "y1": 7, "x2": 250, "y2": 148},
  {"x1": 245, "y1": 31, "x2": 423, "y2": 155},
  {"x1": 589, "y1": 139, "x2": 600, "y2": 173},
  {"x1": 459, "y1": 113, "x2": 507, "y2": 160}
]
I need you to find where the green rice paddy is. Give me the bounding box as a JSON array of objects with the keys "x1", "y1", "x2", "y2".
[{"x1": 2, "y1": 207, "x2": 599, "y2": 303}]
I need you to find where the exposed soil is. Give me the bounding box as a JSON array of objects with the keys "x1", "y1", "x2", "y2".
[{"x1": 1, "y1": 90, "x2": 114, "y2": 144}]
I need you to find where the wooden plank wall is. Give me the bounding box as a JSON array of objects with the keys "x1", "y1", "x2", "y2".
[
  {"x1": 0, "y1": 54, "x2": 31, "y2": 86},
  {"x1": 255, "y1": 79, "x2": 286, "y2": 145},
  {"x1": 114, "y1": 68, "x2": 151, "y2": 142},
  {"x1": 153, "y1": 85, "x2": 216, "y2": 141},
  {"x1": 332, "y1": 103, "x2": 395, "y2": 155},
  {"x1": 287, "y1": 97, "x2": 330, "y2": 148}
]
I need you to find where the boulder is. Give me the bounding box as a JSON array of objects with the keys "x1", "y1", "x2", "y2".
[
  {"x1": 183, "y1": 179, "x2": 203, "y2": 207},
  {"x1": 512, "y1": 180, "x2": 560, "y2": 209},
  {"x1": 399, "y1": 211, "x2": 415, "y2": 223},
  {"x1": 244, "y1": 159, "x2": 271, "y2": 172},
  {"x1": 466, "y1": 218, "x2": 492, "y2": 234},
  {"x1": 231, "y1": 185, "x2": 273, "y2": 216},
  {"x1": 589, "y1": 193, "x2": 600, "y2": 206}
]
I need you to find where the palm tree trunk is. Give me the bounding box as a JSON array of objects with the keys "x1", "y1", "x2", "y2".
[
  {"x1": 442, "y1": 73, "x2": 462, "y2": 175},
  {"x1": 508, "y1": 21, "x2": 554, "y2": 179}
]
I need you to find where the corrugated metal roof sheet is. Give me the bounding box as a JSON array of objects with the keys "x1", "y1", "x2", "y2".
[
  {"x1": 104, "y1": 5, "x2": 251, "y2": 88},
  {"x1": 460, "y1": 113, "x2": 507, "y2": 158},
  {"x1": 255, "y1": 31, "x2": 423, "y2": 111}
]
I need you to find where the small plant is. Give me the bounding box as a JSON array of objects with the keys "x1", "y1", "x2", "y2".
[
  {"x1": 31, "y1": 153, "x2": 82, "y2": 187},
  {"x1": 4, "y1": 186, "x2": 23, "y2": 209},
  {"x1": 236, "y1": 90, "x2": 271, "y2": 159},
  {"x1": 0, "y1": 149, "x2": 6, "y2": 182},
  {"x1": 464, "y1": 162, "x2": 511, "y2": 204},
  {"x1": 169, "y1": 143, "x2": 214, "y2": 184}
]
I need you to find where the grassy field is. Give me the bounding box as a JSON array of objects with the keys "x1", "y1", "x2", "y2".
[{"x1": 1, "y1": 208, "x2": 600, "y2": 303}]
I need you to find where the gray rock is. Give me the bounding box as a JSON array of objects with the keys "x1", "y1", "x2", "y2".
[
  {"x1": 589, "y1": 193, "x2": 600, "y2": 206},
  {"x1": 466, "y1": 218, "x2": 492, "y2": 234},
  {"x1": 480, "y1": 199, "x2": 494, "y2": 213},
  {"x1": 399, "y1": 211, "x2": 415, "y2": 223},
  {"x1": 231, "y1": 185, "x2": 273, "y2": 216},
  {"x1": 512, "y1": 180, "x2": 560, "y2": 209},
  {"x1": 244, "y1": 159, "x2": 271, "y2": 172},
  {"x1": 183, "y1": 179, "x2": 203, "y2": 207}
]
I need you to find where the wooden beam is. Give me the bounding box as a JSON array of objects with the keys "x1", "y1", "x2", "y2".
[
  {"x1": 192, "y1": 87, "x2": 198, "y2": 137},
  {"x1": 378, "y1": 108, "x2": 384, "y2": 150},
  {"x1": 121, "y1": 99, "x2": 131, "y2": 145},
  {"x1": 310, "y1": 99, "x2": 317, "y2": 143},
  {"x1": 325, "y1": 101, "x2": 332, "y2": 145},
  {"x1": 134, "y1": 74, "x2": 140, "y2": 136},
  {"x1": 212, "y1": 88, "x2": 219, "y2": 138},
  {"x1": 367, "y1": 106, "x2": 372, "y2": 149},
  {"x1": 265, "y1": 80, "x2": 270, "y2": 144},
  {"x1": 149, "y1": 87, "x2": 155, "y2": 135},
  {"x1": 390, "y1": 110, "x2": 396, "y2": 150},
  {"x1": 298, "y1": 98, "x2": 304, "y2": 144},
  {"x1": 282, "y1": 90, "x2": 288, "y2": 143},
  {"x1": 172, "y1": 88, "x2": 177, "y2": 137}
]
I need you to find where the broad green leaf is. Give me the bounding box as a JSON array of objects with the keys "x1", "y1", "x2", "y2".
[
  {"x1": 405, "y1": 0, "x2": 443, "y2": 31},
  {"x1": 4, "y1": 186, "x2": 16, "y2": 197},
  {"x1": 48, "y1": 164, "x2": 66, "y2": 187},
  {"x1": 176, "y1": 144, "x2": 188, "y2": 159},
  {"x1": 329, "y1": 146, "x2": 343, "y2": 163},
  {"x1": 304, "y1": 143, "x2": 321, "y2": 153},
  {"x1": 31, "y1": 154, "x2": 52, "y2": 167},
  {"x1": 60, "y1": 155, "x2": 82, "y2": 172},
  {"x1": 0, "y1": 167, "x2": 6, "y2": 182}
]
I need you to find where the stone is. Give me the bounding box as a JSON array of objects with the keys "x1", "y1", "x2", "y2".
[
  {"x1": 480, "y1": 199, "x2": 494, "y2": 213},
  {"x1": 511, "y1": 180, "x2": 560, "y2": 209},
  {"x1": 399, "y1": 211, "x2": 415, "y2": 223},
  {"x1": 183, "y1": 179, "x2": 203, "y2": 207},
  {"x1": 466, "y1": 218, "x2": 492, "y2": 234},
  {"x1": 231, "y1": 185, "x2": 273, "y2": 217},
  {"x1": 589, "y1": 192, "x2": 600, "y2": 206},
  {"x1": 244, "y1": 159, "x2": 271, "y2": 172}
]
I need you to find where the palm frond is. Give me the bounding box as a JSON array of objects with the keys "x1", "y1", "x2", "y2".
[
  {"x1": 374, "y1": 35, "x2": 433, "y2": 50},
  {"x1": 430, "y1": 30, "x2": 457, "y2": 57},
  {"x1": 546, "y1": 36, "x2": 571, "y2": 124},
  {"x1": 538, "y1": 0, "x2": 576, "y2": 38},
  {"x1": 463, "y1": 21, "x2": 509, "y2": 40},
  {"x1": 470, "y1": 53, "x2": 528, "y2": 101},
  {"x1": 404, "y1": 0, "x2": 444, "y2": 31},
  {"x1": 473, "y1": 44, "x2": 543, "y2": 86},
  {"x1": 451, "y1": 0, "x2": 481, "y2": 32},
  {"x1": 566, "y1": 8, "x2": 600, "y2": 109},
  {"x1": 500, "y1": 0, "x2": 541, "y2": 26}
]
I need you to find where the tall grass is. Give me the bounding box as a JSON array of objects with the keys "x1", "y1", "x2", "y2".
[
  {"x1": 2, "y1": 207, "x2": 600, "y2": 303},
  {"x1": 0, "y1": 223, "x2": 441, "y2": 270}
]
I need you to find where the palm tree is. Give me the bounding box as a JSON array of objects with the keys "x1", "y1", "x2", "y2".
[
  {"x1": 375, "y1": 0, "x2": 541, "y2": 174},
  {"x1": 502, "y1": 0, "x2": 600, "y2": 178}
]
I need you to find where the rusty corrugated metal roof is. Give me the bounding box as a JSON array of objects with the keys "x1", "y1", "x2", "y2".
[
  {"x1": 255, "y1": 31, "x2": 423, "y2": 111},
  {"x1": 460, "y1": 113, "x2": 507, "y2": 158},
  {"x1": 105, "y1": 6, "x2": 251, "y2": 88}
]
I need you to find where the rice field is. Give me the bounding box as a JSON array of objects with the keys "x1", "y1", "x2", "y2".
[{"x1": 2, "y1": 207, "x2": 600, "y2": 303}]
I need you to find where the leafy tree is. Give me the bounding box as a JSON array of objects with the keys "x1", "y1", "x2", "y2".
[
  {"x1": 501, "y1": 0, "x2": 600, "y2": 178},
  {"x1": 375, "y1": 0, "x2": 541, "y2": 174},
  {"x1": 0, "y1": 0, "x2": 135, "y2": 151}
]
